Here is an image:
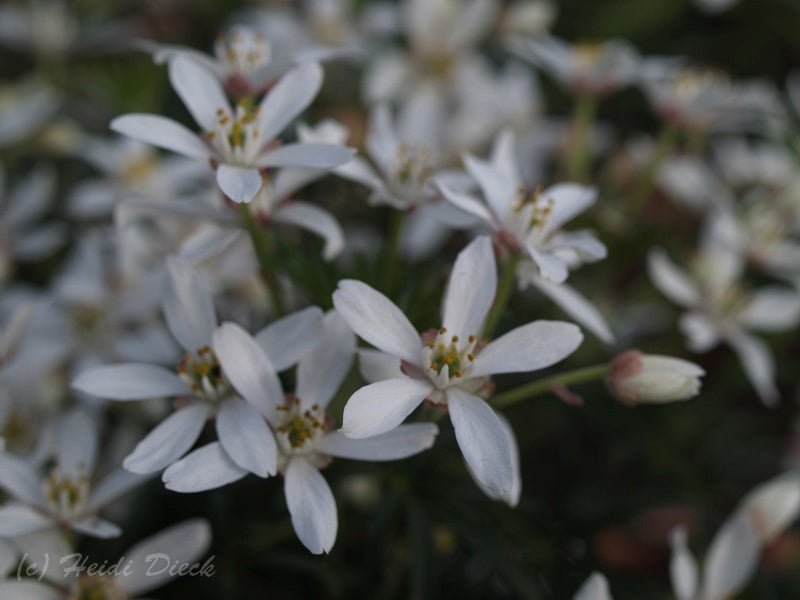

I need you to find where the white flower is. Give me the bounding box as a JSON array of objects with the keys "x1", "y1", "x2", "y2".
[
  {"x1": 0, "y1": 519, "x2": 211, "y2": 599},
  {"x1": 509, "y1": 34, "x2": 639, "y2": 96},
  {"x1": 72, "y1": 257, "x2": 324, "y2": 476},
  {"x1": 607, "y1": 350, "x2": 704, "y2": 405},
  {"x1": 332, "y1": 235, "x2": 583, "y2": 504},
  {"x1": 648, "y1": 245, "x2": 800, "y2": 405},
  {"x1": 669, "y1": 472, "x2": 800, "y2": 600},
  {"x1": 111, "y1": 57, "x2": 354, "y2": 203},
  {"x1": 0, "y1": 409, "x2": 150, "y2": 539},
  {"x1": 438, "y1": 131, "x2": 605, "y2": 284},
  {"x1": 162, "y1": 311, "x2": 439, "y2": 554}
]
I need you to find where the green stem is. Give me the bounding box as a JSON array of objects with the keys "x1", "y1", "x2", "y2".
[
  {"x1": 380, "y1": 209, "x2": 406, "y2": 293},
  {"x1": 490, "y1": 363, "x2": 609, "y2": 408},
  {"x1": 567, "y1": 92, "x2": 597, "y2": 182},
  {"x1": 630, "y1": 123, "x2": 679, "y2": 213},
  {"x1": 240, "y1": 205, "x2": 286, "y2": 316},
  {"x1": 482, "y1": 253, "x2": 521, "y2": 339}
]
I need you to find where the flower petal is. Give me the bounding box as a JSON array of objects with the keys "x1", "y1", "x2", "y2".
[
  {"x1": 436, "y1": 181, "x2": 494, "y2": 226},
  {"x1": 0, "y1": 451, "x2": 44, "y2": 505},
  {"x1": 273, "y1": 201, "x2": 345, "y2": 261},
  {"x1": 0, "y1": 581, "x2": 62, "y2": 600},
  {"x1": 258, "y1": 142, "x2": 354, "y2": 169},
  {"x1": 526, "y1": 243, "x2": 570, "y2": 284},
  {"x1": 541, "y1": 183, "x2": 596, "y2": 235},
  {"x1": 284, "y1": 457, "x2": 337, "y2": 555},
  {"x1": 464, "y1": 154, "x2": 515, "y2": 221},
  {"x1": 472, "y1": 320, "x2": 583, "y2": 378},
  {"x1": 254, "y1": 306, "x2": 323, "y2": 371},
  {"x1": 647, "y1": 248, "x2": 700, "y2": 307},
  {"x1": 110, "y1": 114, "x2": 210, "y2": 161},
  {"x1": 0, "y1": 503, "x2": 51, "y2": 537},
  {"x1": 358, "y1": 349, "x2": 403, "y2": 383},
  {"x1": 447, "y1": 388, "x2": 517, "y2": 505},
  {"x1": 163, "y1": 256, "x2": 218, "y2": 354},
  {"x1": 573, "y1": 572, "x2": 613, "y2": 600},
  {"x1": 88, "y1": 468, "x2": 152, "y2": 511},
  {"x1": 332, "y1": 280, "x2": 422, "y2": 364},
  {"x1": 296, "y1": 311, "x2": 355, "y2": 411},
  {"x1": 216, "y1": 397, "x2": 277, "y2": 477},
  {"x1": 259, "y1": 62, "x2": 323, "y2": 142},
  {"x1": 728, "y1": 332, "x2": 779, "y2": 407},
  {"x1": 669, "y1": 528, "x2": 698, "y2": 600},
  {"x1": 163, "y1": 442, "x2": 249, "y2": 493},
  {"x1": 341, "y1": 378, "x2": 432, "y2": 439},
  {"x1": 317, "y1": 423, "x2": 438, "y2": 461},
  {"x1": 123, "y1": 403, "x2": 210, "y2": 474},
  {"x1": 738, "y1": 287, "x2": 800, "y2": 332},
  {"x1": 56, "y1": 409, "x2": 97, "y2": 478},
  {"x1": 701, "y1": 511, "x2": 760, "y2": 600},
  {"x1": 212, "y1": 322, "x2": 283, "y2": 422},
  {"x1": 216, "y1": 164, "x2": 263, "y2": 203},
  {"x1": 529, "y1": 276, "x2": 615, "y2": 344},
  {"x1": 71, "y1": 516, "x2": 122, "y2": 539},
  {"x1": 168, "y1": 55, "x2": 230, "y2": 131},
  {"x1": 72, "y1": 363, "x2": 190, "y2": 400},
  {"x1": 443, "y1": 236, "x2": 497, "y2": 337}
]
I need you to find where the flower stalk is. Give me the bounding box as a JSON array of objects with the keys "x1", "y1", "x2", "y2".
[
  {"x1": 490, "y1": 363, "x2": 609, "y2": 408},
  {"x1": 240, "y1": 204, "x2": 287, "y2": 316}
]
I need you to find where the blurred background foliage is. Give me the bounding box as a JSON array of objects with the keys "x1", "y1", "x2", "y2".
[{"x1": 3, "y1": 0, "x2": 800, "y2": 598}]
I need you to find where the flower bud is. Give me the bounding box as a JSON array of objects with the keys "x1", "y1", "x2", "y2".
[{"x1": 608, "y1": 350, "x2": 704, "y2": 405}]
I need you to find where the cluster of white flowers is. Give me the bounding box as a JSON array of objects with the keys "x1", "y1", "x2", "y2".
[{"x1": 1, "y1": 0, "x2": 799, "y2": 597}]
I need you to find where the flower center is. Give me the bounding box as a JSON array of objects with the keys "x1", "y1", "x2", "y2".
[
  {"x1": 673, "y1": 68, "x2": 729, "y2": 100},
  {"x1": 207, "y1": 101, "x2": 262, "y2": 166},
  {"x1": 43, "y1": 465, "x2": 89, "y2": 521},
  {"x1": 68, "y1": 576, "x2": 127, "y2": 600},
  {"x1": 120, "y1": 153, "x2": 157, "y2": 186},
  {"x1": 176, "y1": 346, "x2": 229, "y2": 403},
  {"x1": 573, "y1": 43, "x2": 604, "y2": 70},
  {"x1": 512, "y1": 186, "x2": 554, "y2": 229},
  {"x1": 389, "y1": 144, "x2": 435, "y2": 204},
  {"x1": 215, "y1": 27, "x2": 271, "y2": 73},
  {"x1": 275, "y1": 396, "x2": 326, "y2": 454},
  {"x1": 422, "y1": 327, "x2": 477, "y2": 388}
]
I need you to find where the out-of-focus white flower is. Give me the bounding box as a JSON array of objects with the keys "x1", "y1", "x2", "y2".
[
  {"x1": 162, "y1": 311, "x2": 438, "y2": 554},
  {"x1": 111, "y1": 58, "x2": 354, "y2": 203},
  {"x1": 607, "y1": 350, "x2": 704, "y2": 405},
  {"x1": 573, "y1": 572, "x2": 613, "y2": 600},
  {"x1": 656, "y1": 154, "x2": 733, "y2": 212},
  {"x1": 438, "y1": 131, "x2": 605, "y2": 284},
  {"x1": 648, "y1": 243, "x2": 800, "y2": 405},
  {"x1": 510, "y1": 35, "x2": 639, "y2": 96},
  {"x1": 0, "y1": 519, "x2": 211, "y2": 598},
  {"x1": 0, "y1": 163, "x2": 65, "y2": 283},
  {"x1": 72, "y1": 258, "x2": 324, "y2": 477},
  {"x1": 641, "y1": 61, "x2": 786, "y2": 133},
  {"x1": 669, "y1": 472, "x2": 800, "y2": 600},
  {"x1": 333, "y1": 236, "x2": 583, "y2": 505},
  {"x1": 498, "y1": 1, "x2": 557, "y2": 37},
  {"x1": 0, "y1": 80, "x2": 59, "y2": 148},
  {"x1": 0, "y1": 409, "x2": 150, "y2": 538},
  {"x1": 712, "y1": 139, "x2": 795, "y2": 191}
]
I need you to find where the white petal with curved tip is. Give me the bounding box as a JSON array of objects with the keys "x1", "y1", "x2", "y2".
[
  {"x1": 258, "y1": 142, "x2": 354, "y2": 169},
  {"x1": 284, "y1": 457, "x2": 337, "y2": 555},
  {"x1": 117, "y1": 519, "x2": 211, "y2": 595},
  {"x1": 0, "y1": 504, "x2": 51, "y2": 537},
  {"x1": 169, "y1": 56, "x2": 230, "y2": 131},
  {"x1": 442, "y1": 236, "x2": 496, "y2": 337},
  {"x1": 317, "y1": 423, "x2": 438, "y2": 461},
  {"x1": 259, "y1": 62, "x2": 323, "y2": 142},
  {"x1": 728, "y1": 332, "x2": 779, "y2": 407},
  {"x1": 669, "y1": 528, "x2": 698, "y2": 600},
  {"x1": 447, "y1": 388, "x2": 517, "y2": 505},
  {"x1": 541, "y1": 183, "x2": 596, "y2": 235},
  {"x1": 216, "y1": 397, "x2": 277, "y2": 477},
  {"x1": 273, "y1": 201, "x2": 345, "y2": 261},
  {"x1": 0, "y1": 581, "x2": 62, "y2": 600},
  {"x1": 647, "y1": 248, "x2": 701, "y2": 307},
  {"x1": 296, "y1": 311, "x2": 355, "y2": 410},
  {"x1": 255, "y1": 306, "x2": 323, "y2": 371},
  {"x1": 213, "y1": 322, "x2": 283, "y2": 422},
  {"x1": 472, "y1": 321, "x2": 583, "y2": 378},
  {"x1": 436, "y1": 181, "x2": 494, "y2": 226},
  {"x1": 72, "y1": 363, "x2": 190, "y2": 400},
  {"x1": 464, "y1": 412, "x2": 521, "y2": 507},
  {"x1": 163, "y1": 442, "x2": 248, "y2": 493},
  {"x1": 701, "y1": 511, "x2": 760, "y2": 600},
  {"x1": 71, "y1": 516, "x2": 121, "y2": 539},
  {"x1": 573, "y1": 572, "x2": 613, "y2": 600},
  {"x1": 366, "y1": 103, "x2": 399, "y2": 172},
  {"x1": 738, "y1": 287, "x2": 800, "y2": 332},
  {"x1": 464, "y1": 154, "x2": 515, "y2": 221},
  {"x1": 341, "y1": 377, "x2": 432, "y2": 439},
  {"x1": 163, "y1": 257, "x2": 217, "y2": 354},
  {"x1": 123, "y1": 403, "x2": 209, "y2": 474},
  {"x1": 526, "y1": 243, "x2": 569, "y2": 284},
  {"x1": 530, "y1": 276, "x2": 615, "y2": 344},
  {"x1": 738, "y1": 473, "x2": 800, "y2": 542},
  {"x1": 0, "y1": 452, "x2": 44, "y2": 505},
  {"x1": 333, "y1": 280, "x2": 422, "y2": 364},
  {"x1": 216, "y1": 164, "x2": 262, "y2": 203},
  {"x1": 110, "y1": 114, "x2": 210, "y2": 160},
  {"x1": 57, "y1": 409, "x2": 97, "y2": 478}
]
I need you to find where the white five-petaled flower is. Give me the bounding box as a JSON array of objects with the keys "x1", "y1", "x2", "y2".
[
  {"x1": 110, "y1": 56, "x2": 354, "y2": 203},
  {"x1": 0, "y1": 410, "x2": 150, "y2": 539},
  {"x1": 669, "y1": 473, "x2": 800, "y2": 600},
  {"x1": 332, "y1": 236, "x2": 583, "y2": 505},
  {"x1": 648, "y1": 245, "x2": 800, "y2": 405},
  {"x1": 162, "y1": 311, "x2": 439, "y2": 555},
  {"x1": 72, "y1": 257, "x2": 324, "y2": 476}
]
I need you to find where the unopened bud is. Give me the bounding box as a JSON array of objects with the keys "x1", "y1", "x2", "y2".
[{"x1": 608, "y1": 350, "x2": 704, "y2": 405}]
